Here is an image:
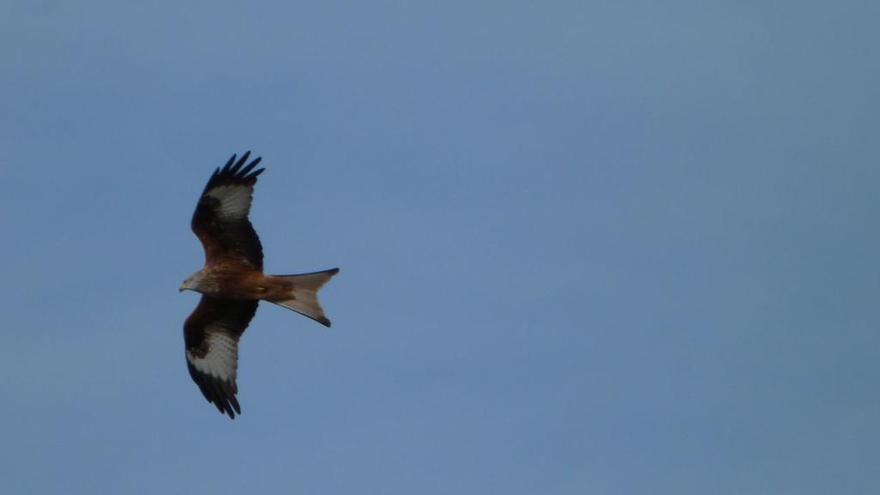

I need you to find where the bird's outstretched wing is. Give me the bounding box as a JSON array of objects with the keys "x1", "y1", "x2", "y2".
[
  {"x1": 184, "y1": 296, "x2": 259, "y2": 419},
  {"x1": 191, "y1": 152, "x2": 265, "y2": 270}
]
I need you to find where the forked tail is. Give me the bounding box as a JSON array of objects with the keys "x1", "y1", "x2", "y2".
[{"x1": 268, "y1": 268, "x2": 339, "y2": 327}]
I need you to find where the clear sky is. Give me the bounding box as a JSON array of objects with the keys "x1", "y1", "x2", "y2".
[{"x1": 2, "y1": 1, "x2": 878, "y2": 493}]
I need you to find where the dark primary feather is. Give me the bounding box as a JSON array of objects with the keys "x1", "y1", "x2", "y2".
[
  {"x1": 191, "y1": 151, "x2": 266, "y2": 270},
  {"x1": 201, "y1": 151, "x2": 265, "y2": 194},
  {"x1": 184, "y1": 297, "x2": 259, "y2": 419}
]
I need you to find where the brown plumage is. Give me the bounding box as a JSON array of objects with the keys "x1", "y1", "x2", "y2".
[{"x1": 180, "y1": 152, "x2": 339, "y2": 419}]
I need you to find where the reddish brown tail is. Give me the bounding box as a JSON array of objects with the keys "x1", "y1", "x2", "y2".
[{"x1": 268, "y1": 268, "x2": 339, "y2": 327}]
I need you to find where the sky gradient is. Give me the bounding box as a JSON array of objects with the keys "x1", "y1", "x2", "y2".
[{"x1": 2, "y1": 1, "x2": 878, "y2": 493}]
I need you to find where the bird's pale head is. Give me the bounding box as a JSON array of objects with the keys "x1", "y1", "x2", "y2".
[{"x1": 180, "y1": 271, "x2": 205, "y2": 293}]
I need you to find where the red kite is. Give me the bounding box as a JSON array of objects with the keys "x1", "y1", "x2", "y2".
[{"x1": 180, "y1": 152, "x2": 338, "y2": 419}]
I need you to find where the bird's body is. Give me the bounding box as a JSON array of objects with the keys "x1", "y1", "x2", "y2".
[
  {"x1": 183, "y1": 267, "x2": 287, "y2": 300},
  {"x1": 180, "y1": 152, "x2": 338, "y2": 419}
]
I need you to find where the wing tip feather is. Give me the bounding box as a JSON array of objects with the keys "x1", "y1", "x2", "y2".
[
  {"x1": 186, "y1": 357, "x2": 242, "y2": 420},
  {"x1": 203, "y1": 151, "x2": 265, "y2": 193}
]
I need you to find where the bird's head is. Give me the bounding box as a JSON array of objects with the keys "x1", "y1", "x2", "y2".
[{"x1": 180, "y1": 271, "x2": 205, "y2": 293}]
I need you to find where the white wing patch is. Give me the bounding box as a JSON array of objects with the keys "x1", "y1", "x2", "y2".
[
  {"x1": 186, "y1": 331, "x2": 239, "y2": 382},
  {"x1": 207, "y1": 185, "x2": 253, "y2": 219}
]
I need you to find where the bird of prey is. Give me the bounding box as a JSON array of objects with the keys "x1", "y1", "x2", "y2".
[{"x1": 180, "y1": 151, "x2": 338, "y2": 419}]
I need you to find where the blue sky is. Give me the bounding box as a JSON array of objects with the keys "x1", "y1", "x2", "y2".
[{"x1": 2, "y1": 1, "x2": 878, "y2": 493}]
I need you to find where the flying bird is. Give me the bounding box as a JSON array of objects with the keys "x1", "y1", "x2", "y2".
[{"x1": 180, "y1": 151, "x2": 338, "y2": 419}]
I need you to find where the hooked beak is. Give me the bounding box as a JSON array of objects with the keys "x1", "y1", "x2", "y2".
[{"x1": 179, "y1": 284, "x2": 186, "y2": 293}]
